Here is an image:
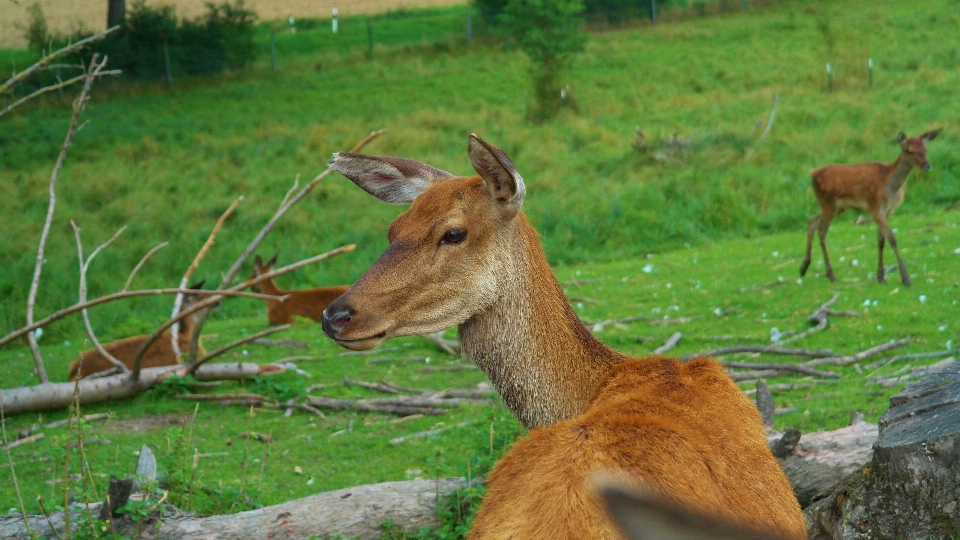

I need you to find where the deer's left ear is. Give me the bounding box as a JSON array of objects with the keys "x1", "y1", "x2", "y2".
[
  {"x1": 330, "y1": 153, "x2": 454, "y2": 205},
  {"x1": 921, "y1": 128, "x2": 943, "y2": 142},
  {"x1": 897, "y1": 131, "x2": 909, "y2": 149},
  {"x1": 468, "y1": 133, "x2": 526, "y2": 220}
]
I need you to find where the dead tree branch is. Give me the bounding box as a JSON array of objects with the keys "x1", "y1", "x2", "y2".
[
  {"x1": 130, "y1": 295, "x2": 223, "y2": 380},
  {"x1": 802, "y1": 339, "x2": 910, "y2": 367},
  {"x1": 24, "y1": 55, "x2": 110, "y2": 384},
  {"x1": 122, "y1": 242, "x2": 169, "y2": 291},
  {"x1": 187, "y1": 325, "x2": 292, "y2": 375},
  {"x1": 724, "y1": 362, "x2": 840, "y2": 378},
  {"x1": 0, "y1": 69, "x2": 121, "y2": 119},
  {"x1": 173, "y1": 196, "x2": 243, "y2": 361},
  {"x1": 653, "y1": 332, "x2": 682, "y2": 354},
  {"x1": 681, "y1": 345, "x2": 835, "y2": 360},
  {"x1": 777, "y1": 294, "x2": 838, "y2": 345},
  {"x1": 863, "y1": 348, "x2": 960, "y2": 370},
  {"x1": 71, "y1": 221, "x2": 129, "y2": 374}
]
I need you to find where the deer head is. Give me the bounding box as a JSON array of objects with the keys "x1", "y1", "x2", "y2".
[
  {"x1": 897, "y1": 128, "x2": 942, "y2": 170},
  {"x1": 322, "y1": 134, "x2": 526, "y2": 350}
]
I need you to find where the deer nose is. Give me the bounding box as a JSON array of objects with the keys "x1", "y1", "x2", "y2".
[
  {"x1": 922, "y1": 162, "x2": 931, "y2": 170},
  {"x1": 322, "y1": 305, "x2": 355, "y2": 338}
]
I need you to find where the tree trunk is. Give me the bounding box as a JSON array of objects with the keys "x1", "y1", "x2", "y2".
[
  {"x1": 107, "y1": 0, "x2": 125, "y2": 28},
  {"x1": 806, "y1": 359, "x2": 960, "y2": 539},
  {"x1": 0, "y1": 478, "x2": 468, "y2": 539},
  {"x1": 1, "y1": 363, "x2": 281, "y2": 416}
]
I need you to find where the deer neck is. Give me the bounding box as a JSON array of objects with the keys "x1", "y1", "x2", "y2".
[
  {"x1": 458, "y1": 215, "x2": 627, "y2": 429},
  {"x1": 258, "y1": 276, "x2": 284, "y2": 299},
  {"x1": 886, "y1": 154, "x2": 915, "y2": 193}
]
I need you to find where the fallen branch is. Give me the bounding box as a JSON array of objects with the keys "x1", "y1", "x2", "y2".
[
  {"x1": 250, "y1": 338, "x2": 308, "y2": 349},
  {"x1": 187, "y1": 324, "x2": 291, "y2": 376},
  {"x1": 725, "y1": 362, "x2": 840, "y2": 378},
  {"x1": 777, "y1": 294, "x2": 838, "y2": 345},
  {"x1": 1, "y1": 433, "x2": 45, "y2": 450},
  {"x1": 369, "y1": 356, "x2": 428, "y2": 364},
  {"x1": 737, "y1": 276, "x2": 788, "y2": 292},
  {"x1": 652, "y1": 332, "x2": 681, "y2": 355},
  {"x1": 1, "y1": 363, "x2": 282, "y2": 416},
  {"x1": 863, "y1": 348, "x2": 960, "y2": 370},
  {"x1": 867, "y1": 358, "x2": 955, "y2": 387},
  {"x1": 420, "y1": 365, "x2": 478, "y2": 372},
  {"x1": 682, "y1": 345, "x2": 835, "y2": 360},
  {"x1": 122, "y1": 242, "x2": 169, "y2": 292},
  {"x1": 802, "y1": 339, "x2": 909, "y2": 367},
  {"x1": 588, "y1": 316, "x2": 654, "y2": 332},
  {"x1": 389, "y1": 420, "x2": 475, "y2": 445}
]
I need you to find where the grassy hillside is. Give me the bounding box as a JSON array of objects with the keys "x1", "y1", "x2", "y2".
[{"x1": 1, "y1": 0, "x2": 957, "y2": 343}]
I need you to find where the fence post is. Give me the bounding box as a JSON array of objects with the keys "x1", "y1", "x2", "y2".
[
  {"x1": 650, "y1": 0, "x2": 657, "y2": 25},
  {"x1": 332, "y1": 8, "x2": 339, "y2": 34},
  {"x1": 367, "y1": 17, "x2": 374, "y2": 55},
  {"x1": 742, "y1": 0, "x2": 747, "y2": 11},
  {"x1": 270, "y1": 30, "x2": 277, "y2": 70},
  {"x1": 467, "y1": 6, "x2": 473, "y2": 46},
  {"x1": 163, "y1": 41, "x2": 173, "y2": 86}
]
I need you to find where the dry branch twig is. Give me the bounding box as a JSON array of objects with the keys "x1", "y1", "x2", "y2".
[
  {"x1": 389, "y1": 421, "x2": 475, "y2": 445},
  {"x1": 681, "y1": 345, "x2": 835, "y2": 360},
  {"x1": 653, "y1": 332, "x2": 682, "y2": 354},
  {"x1": 724, "y1": 362, "x2": 839, "y2": 378},
  {"x1": 187, "y1": 324, "x2": 291, "y2": 375},
  {"x1": 123, "y1": 242, "x2": 169, "y2": 292},
  {"x1": 863, "y1": 348, "x2": 960, "y2": 370},
  {"x1": 802, "y1": 339, "x2": 910, "y2": 367},
  {"x1": 0, "y1": 26, "x2": 119, "y2": 97}
]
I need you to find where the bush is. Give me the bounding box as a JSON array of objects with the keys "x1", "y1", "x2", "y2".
[
  {"x1": 96, "y1": 0, "x2": 257, "y2": 80},
  {"x1": 22, "y1": 2, "x2": 51, "y2": 52}
]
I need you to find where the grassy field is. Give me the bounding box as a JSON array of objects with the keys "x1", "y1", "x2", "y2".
[{"x1": 1, "y1": 0, "x2": 959, "y2": 532}]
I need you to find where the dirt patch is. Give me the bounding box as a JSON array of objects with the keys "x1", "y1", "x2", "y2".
[
  {"x1": 1, "y1": 0, "x2": 468, "y2": 49},
  {"x1": 100, "y1": 414, "x2": 193, "y2": 435}
]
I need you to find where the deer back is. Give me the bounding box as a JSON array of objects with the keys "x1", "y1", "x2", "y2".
[{"x1": 252, "y1": 254, "x2": 350, "y2": 325}]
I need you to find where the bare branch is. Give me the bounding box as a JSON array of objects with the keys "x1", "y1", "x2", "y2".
[
  {"x1": 131, "y1": 295, "x2": 222, "y2": 380},
  {"x1": 71, "y1": 221, "x2": 129, "y2": 374},
  {"x1": 0, "y1": 26, "x2": 119, "y2": 97},
  {"x1": 123, "y1": 242, "x2": 169, "y2": 292},
  {"x1": 172, "y1": 196, "x2": 243, "y2": 361},
  {"x1": 0, "y1": 69, "x2": 121, "y2": 119},
  {"x1": 802, "y1": 339, "x2": 910, "y2": 367},
  {"x1": 0, "y1": 288, "x2": 284, "y2": 349},
  {"x1": 777, "y1": 294, "x2": 838, "y2": 345},
  {"x1": 681, "y1": 345, "x2": 835, "y2": 360},
  {"x1": 755, "y1": 92, "x2": 779, "y2": 144},
  {"x1": 652, "y1": 332, "x2": 682, "y2": 354},
  {"x1": 24, "y1": 55, "x2": 109, "y2": 383},
  {"x1": 724, "y1": 362, "x2": 839, "y2": 378},
  {"x1": 187, "y1": 324, "x2": 292, "y2": 376}
]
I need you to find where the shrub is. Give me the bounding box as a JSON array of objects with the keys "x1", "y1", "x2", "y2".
[{"x1": 96, "y1": 0, "x2": 257, "y2": 80}]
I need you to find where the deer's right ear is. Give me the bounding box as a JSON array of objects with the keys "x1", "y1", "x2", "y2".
[
  {"x1": 267, "y1": 253, "x2": 279, "y2": 268},
  {"x1": 897, "y1": 131, "x2": 909, "y2": 149},
  {"x1": 921, "y1": 127, "x2": 943, "y2": 142},
  {"x1": 330, "y1": 152, "x2": 454, "y2": 205}
]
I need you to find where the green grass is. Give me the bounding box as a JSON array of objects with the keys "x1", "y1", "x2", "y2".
[{"x1": 1, "y1": 0, "x2": 959, "y2": 527}]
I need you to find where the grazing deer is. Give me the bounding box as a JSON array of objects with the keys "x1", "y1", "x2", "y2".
[
  {"x1": 251, "y1": 254, "x2": 350, "y2": 326},
  {"x1": 468, "y1": 359, "x2": 805, "y2": 539},
  {"x1": 593, "y1": 473, "x2": 794, "y2": 540},
  {"x1": 68, "y1": 282, "x2": 210, "y2": 380},
  {"x1": 800, "y1": 128, "x2": 942, "y2": 286}
]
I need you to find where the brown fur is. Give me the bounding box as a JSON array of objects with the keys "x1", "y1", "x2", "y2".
[
  {"x1": 469, "y1": 358, "x2": 806, "y2": 540},
  {"x1": 800, "y1": 128, "x2": 942, "y2": 285},
  {"x1": 251, "y1": 255, "x2": 350, "y2": 326},
  {"x1": 67, "y1": 290, "x2": 207, "y2": 380}
]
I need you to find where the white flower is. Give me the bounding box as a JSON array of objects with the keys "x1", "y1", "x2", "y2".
[
  {"x1": 919, "y1": 295, "x2": 927, "y2": 304},
  {"x1": 242, "y1": 349, "x2": 249, "y2": 356},
  {"x1": 852, "y1": 259, "x2": 859, "y2": 266},
  {"x1": 863, "y1": 299, "x2": 871, "y2": 307},
  {"x1": 939, "y1": 325, "x2": 947, "y2": 332},
  {"x1": 34, "y1": 328, "x2": 43, "y2": 339},
  {"x1": 642, "y1": 264, "x2": 654, "y2": 274}
]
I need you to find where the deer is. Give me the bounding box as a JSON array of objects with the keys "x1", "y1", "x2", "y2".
[
  {"x1": 322, "y1": 134, "x2": 805, "y2": 538},
  {"x1": 800, "y1": 128, "x2": 942, "y2": 286},
  {"x1": 467, "y1": 358, "x2": 805, "y2": 539},
  {"x1": 251, "y1": 254, "x2": 350, "y2": 326},
  {"x1": 68, "y1": 282, "x2": 211, "y2": 380}
]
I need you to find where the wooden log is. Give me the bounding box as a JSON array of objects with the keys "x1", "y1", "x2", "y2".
[
  {"x1": 0, "y1": 478, "x2": 469, "y2": 540},
  {"x1": 806, "y1": 359, "x2": 960, "y2": 539}
]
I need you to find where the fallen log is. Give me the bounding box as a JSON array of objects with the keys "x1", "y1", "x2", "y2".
[
  {"x1": 1, "y1": 363, "x2": 283, "y2": 416},
  {"x1": 0, "y1": 478, "x2": 469, "y2": 540}
]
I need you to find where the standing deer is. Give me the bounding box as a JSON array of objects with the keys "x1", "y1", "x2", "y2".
[
  {"x1": 322, "y1": 135, "x2": 805, "y2": 539},
  {"x1": 68, "y1": 282, "x2": 211, "y2": 380},
  {"x1": 800, "y1": 128, "x2": 942, "y2": 286},
  {"x1": 251, "y1": 254, "x2": 350, "y2": 326}
]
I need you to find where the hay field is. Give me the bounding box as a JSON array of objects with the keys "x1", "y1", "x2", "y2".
[{"x1": 0, "y1": 0, "x2": 468, "y2": 48}]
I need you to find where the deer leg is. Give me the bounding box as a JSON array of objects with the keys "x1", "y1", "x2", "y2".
[
  {"x1": 873, "y1": 213, "x2": 909, "y2": 286},
  {"x1": 876, "y1": 228, "x2": 886, "y2": 283},
  {"x1": 816, "y1": 208, "x2": 837, "y2": 282},
  {"x1": 800, "y1": 213, "x2": 821, "y2": 277}
]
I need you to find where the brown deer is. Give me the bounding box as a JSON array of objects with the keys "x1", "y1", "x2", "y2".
[
  {"x1": 68, "y1": 282, "x2": 210, "y2": 380},
  {"x1": 322, "y1": 135, "x2": 804, "y2": 538},
  {"x1": 251, "y1": 254, "x2": 350, "y2": 326},
  {"x1": 800, "y1": 128, "x2": 942, "y2": 286}
]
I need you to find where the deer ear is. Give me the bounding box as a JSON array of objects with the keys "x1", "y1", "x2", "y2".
[
  {"x1": 330, "y1": 152, "x2": 454, "y2": 205},
  {"x1": 592, "y1": 473, "x2": 784, "y2": 540},
  {"x1": 253, "y1": 255, "x2": 262, "y2": 267},
  {"x1": 468, "y1": 133, "x2": 526, "y2": 220},
  {"x1": 897, "y1": 131, "x2": 909, "y2": 149},
  {"x1": 921, "y1": 128, "x2": 942, "y2": 142},
  {"x1": 188, "y1": 280, "x2": 205, "y2": 290},
  {"x1": 268, "y1": 253, "x2": 279, "y2": 268}
]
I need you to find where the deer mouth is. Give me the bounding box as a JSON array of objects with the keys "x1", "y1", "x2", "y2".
[{"x1": 332, "y1": 332, "x2": 388, "y2": 351}]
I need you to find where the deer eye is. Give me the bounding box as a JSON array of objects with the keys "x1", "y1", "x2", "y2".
[{"x1": 441, "y1": 229, "x2": 467, "y2": 244}]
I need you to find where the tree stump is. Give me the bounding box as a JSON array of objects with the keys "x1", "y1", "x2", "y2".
[{"x1": 806, "y1": 358, "x2": 960, "y2": 539}]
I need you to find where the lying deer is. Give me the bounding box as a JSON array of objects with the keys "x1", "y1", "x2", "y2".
[
  {"x1": 68, "y1": 282, "x2": 210, "y2": 380},
  {"x1": 322, "y1": 135, "x2": 804, "y2": 538},
  {"x1": 800, "y1": 128, "x2": 942, "y2": 286},
  {"x1": 251, "y1": 254, "x2": 350, "y2": 326}
]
